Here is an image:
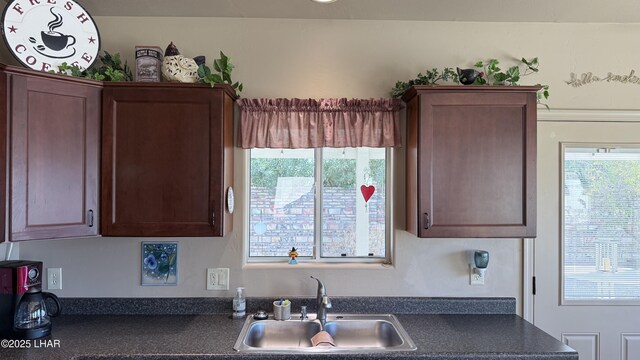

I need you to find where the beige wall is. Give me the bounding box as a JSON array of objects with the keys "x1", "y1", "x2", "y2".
[{"x1": 5, "y1": 17, "x2": 638, "y2": 312}]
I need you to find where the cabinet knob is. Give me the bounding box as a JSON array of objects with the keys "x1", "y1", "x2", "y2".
[
  {"x1": 424, "y1": 212, "x2": 430, "y2": 229},
  {"x1": 212, "y1": 211, "x2": 215, "y2": 226},
  {"x1": 88, "y1": 209, "x2": 94, "y2": 227}
]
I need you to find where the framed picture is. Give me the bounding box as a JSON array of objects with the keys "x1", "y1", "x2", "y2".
[{"x1": 141, "y1": 242, "x2": 178, "y2": 286}]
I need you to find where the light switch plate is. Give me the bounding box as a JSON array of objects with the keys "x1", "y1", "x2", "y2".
[
  {"x1": 207, "y1": 268, "x2": 229, "y2": 290},
  {"x1": 47, "y1": 268, "x2": 62, "y2": 290}
]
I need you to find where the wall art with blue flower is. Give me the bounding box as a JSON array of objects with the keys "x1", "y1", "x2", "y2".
[{"x1": 142, "y1": 242, "x2": 178, "y2": 286}]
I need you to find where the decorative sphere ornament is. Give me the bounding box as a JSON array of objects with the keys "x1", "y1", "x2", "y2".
[{"x1": 457, "y1": 67, "x2": 484, "y2": 85}]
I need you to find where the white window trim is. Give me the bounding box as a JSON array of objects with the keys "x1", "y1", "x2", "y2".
[
  {"x1": 560, "y1": 142, "x2": 640, "y2": 306},
  {"x1": 242, "y1": 148, "x2": 394, "y2": 266}
]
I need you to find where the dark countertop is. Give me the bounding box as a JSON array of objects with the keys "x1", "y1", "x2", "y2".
[{"x1": 1, "y1": 313, "x2": 577, "y2": 360}]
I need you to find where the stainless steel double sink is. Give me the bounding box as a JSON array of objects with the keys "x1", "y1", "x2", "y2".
[{"x1": 233, "y1": 313, "x2": 417, "y2": 353}]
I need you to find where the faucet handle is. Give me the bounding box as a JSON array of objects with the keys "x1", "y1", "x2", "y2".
[{"x1": 300, "y1": 305, "x2": 308, "y2": 320}]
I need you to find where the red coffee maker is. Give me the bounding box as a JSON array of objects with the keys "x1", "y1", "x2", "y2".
[{"x1": 0, "y1": 260, "x2": 61, "y2": 339}]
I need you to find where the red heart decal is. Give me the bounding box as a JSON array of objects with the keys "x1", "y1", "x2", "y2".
[{"x1": 360, "y1": 185, "x2": 375, "y2": 203}]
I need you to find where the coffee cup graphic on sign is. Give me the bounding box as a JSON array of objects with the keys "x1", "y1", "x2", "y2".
[{"x1": 40, "y1": 8, "x2": 76, "y2": 51}]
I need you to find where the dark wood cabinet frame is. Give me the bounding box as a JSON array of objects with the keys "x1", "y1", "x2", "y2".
[
  {"x1": 101, "y1": 82, "x2": 236, "y2": 237},
  {"x1": 1, "y1": 65, "x2": 101, "y2": 241},
  {"x1": 0, "y1": 64, "x2": 236, "y2": 241},
  {"x1": 403, "y1": 86, "x2": 538, "y2": 238}
]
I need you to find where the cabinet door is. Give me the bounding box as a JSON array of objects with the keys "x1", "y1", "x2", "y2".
[
  {"x1": 10, "y1": 75, "x2": 100, "y2": 240},
  {"x1": 102, "y1": 86, "x2": 228, "y2": 236},
  {"x1": 417, "y1": 91, "x2": 536, "y2": 238}
]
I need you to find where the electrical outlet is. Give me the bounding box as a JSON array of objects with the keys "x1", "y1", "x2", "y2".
[
  {"x1": 207, "y1": 268, "x2": 229, "y2": 290},
  {"x1": 469, "y1": 265, "x2": 485, "y2": 285},
  {"x1": 47, "y1": 268, "x2": 62, "y2": 290}
]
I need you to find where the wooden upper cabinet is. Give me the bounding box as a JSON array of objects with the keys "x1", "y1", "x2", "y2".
[
  {"x1": 101, "y1": 83, "x2": 235, "y2": 237},
  {"x1": 1, "y1": 65, "x2": 101, "y2": 241},
  {"x1": 403, "y1": 86, "x2": 538, "y2": 238}
]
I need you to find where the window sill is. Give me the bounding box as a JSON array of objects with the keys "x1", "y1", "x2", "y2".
[{"x1": 242, "y1": 262, "x2": 395, "y2": 270}]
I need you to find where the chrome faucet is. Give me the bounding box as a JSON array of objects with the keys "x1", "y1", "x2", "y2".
[{"x1": 310, "y1": 276, "x2": 332, "y2": 330}]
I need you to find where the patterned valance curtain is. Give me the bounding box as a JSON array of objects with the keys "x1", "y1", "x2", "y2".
[{"x1": 237, "y1": 98, "x2": 403, "y2": 149}]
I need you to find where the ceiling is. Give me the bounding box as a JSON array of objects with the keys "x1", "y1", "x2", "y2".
[{"x1": 51, "y1": 0, "x2": 639, "y2": 23}]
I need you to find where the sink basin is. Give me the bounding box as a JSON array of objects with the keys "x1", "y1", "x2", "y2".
[{"x1": 233, "y1": 314, "x2": 417, "y2": 353}]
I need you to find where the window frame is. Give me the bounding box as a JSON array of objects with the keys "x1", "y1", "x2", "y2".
[
  {"x1": 560, "y1": 142, "x2": 640, "y2": 305},
  {"x1": 244, "y1": 148, "x2": 394, "y2": 265}
]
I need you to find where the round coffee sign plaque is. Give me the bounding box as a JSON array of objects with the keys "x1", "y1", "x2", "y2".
[{"x1": 1, "y1": 0, "x2": 100, "y2": 71}]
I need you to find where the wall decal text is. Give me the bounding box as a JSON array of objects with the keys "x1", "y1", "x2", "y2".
[{"x1": 566, "y1": 70, "x2": 640, "y2": 87}]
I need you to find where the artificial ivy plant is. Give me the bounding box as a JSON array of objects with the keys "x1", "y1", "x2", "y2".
[
  {"x1": 390, "y1": 67, "x2": 459, "y2": 98},
  {"x1": 197, "y1": 51, "x2": 243, "y2": 94},
  {"x1": 50, "y1": 51, "x2": 133, "y2": 81},
  {"x1": 391, "y1": 57, "x2": 550, "y2": 107}
]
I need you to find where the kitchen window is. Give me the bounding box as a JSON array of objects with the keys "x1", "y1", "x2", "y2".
[
  {"x1": 247, "y1": 147, "x2": 391, "y2": 262},
  {"x1": 237, "y1": 97, "x2": 402, "y2": 264}
]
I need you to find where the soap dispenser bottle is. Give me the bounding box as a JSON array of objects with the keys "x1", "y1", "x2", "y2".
[{"x1": 232, "y1": 287, "x2": 246, "y2": 318}]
